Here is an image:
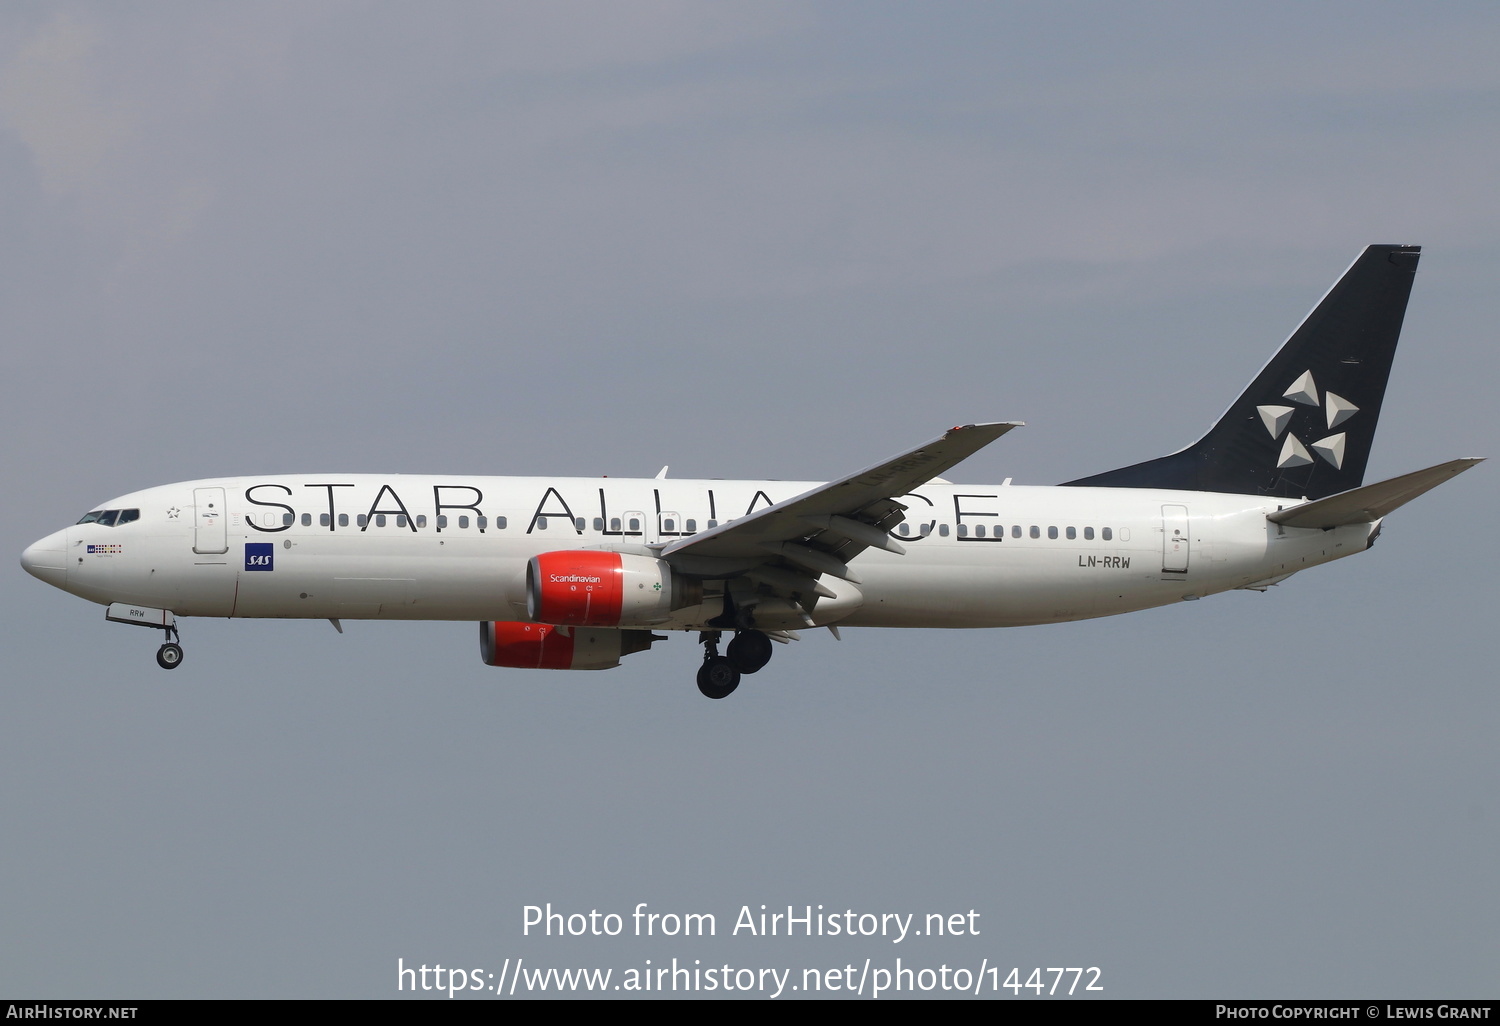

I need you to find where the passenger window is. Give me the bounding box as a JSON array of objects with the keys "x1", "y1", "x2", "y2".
[
  {"x1": 664, "y1": 519, "x2": 676, "y2": 532},
  {"x1": 437, "y1": 515, "x2": 448, "y2": 528},
  {"x1": 283, "y1": 513, "x2": 294, "y2": 526},
  {"x1": 1012, "y1": 525, "x2": 1021, "y2": 539},
  {"x1": 628, "y1": 518, "x2": 640, "y2": 532},
  {"x1": 536, "y1": 517, "x2": 548, "y2": 530},
  {"x1": 339, "y1": 514, "x2": 349, "y2": 527},
  {"x1": 1048, "y1": 526, "x2": 1058, "y2": 539},
  {"x1": 685, "y1": 519, "x2": 697, "y2": 533},
  {"x1": 575, "y1": 518, "x2": 586, "y2": 531},
  {"x1": 496, "y1": 516, "x2": 507, "y2": 529},
  {"x1": 376, "y1": 514, "x2": 387, "y2": 527},
  {"x1": 957, "y1": 524, "x2": 968, "y2": 538},
  {"x1": 897, "y1": 523, "x2": 911, "y2": 536},
  {"x1": 458, "y1": 516, "x2": 469, "y2": 529},
  {"x1": 118, "y1": 509, "x2": 140, "y2": 525},
  {"x1": 919, "y1": 523, "x2": 932, "y2": 537},
  {"x1": 477, "y1": 516, "x2": 488, "y2": 530},
  {"x1": 707, "y1": 520, "x2": 718, "y2": 529},
  {"x1": 1102, "y1": 527, "x2": 1113, "y2": 541},
  {"x1": 416, "y1": 515, "x2": 427, "y2": 528},
  {"x1": 975, "y1": 524, "x2": 986, "y2": 538},
  {"x1": 320, "y1": 513, "x2": 331, "y2": 527},
  {"x1": 396, "y1": 515, "x2": 407, "y2": 528},
  {"x1": 610, "y1": 518, "x2": 621, "y2": 532},
  {"x1": 1084, "y1": 527, "x2": 1094, "y2": 540},
  {"x1": 594, "y1": 518, "x2": 604, "y2": 531},
  {"x1": 357, "y1": 515, "x2": 368, "y2": 528},
  {"x1": 96, "y1": 510, "x2": 119, "y2": 527},
  {"x1": 1066, "y1": 526, "x2": 1076, "y2": 540},
  {"x1": 301, "y1": 513, "x2": 312, "y2": 527},
  {"x1": 1030, "y1": 525, "x2": 1040, "y2": 539}
]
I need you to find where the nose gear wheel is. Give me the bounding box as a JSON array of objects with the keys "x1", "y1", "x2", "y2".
[{"x1": 155, "y1": 622, "x2": 183, "y2": 670}]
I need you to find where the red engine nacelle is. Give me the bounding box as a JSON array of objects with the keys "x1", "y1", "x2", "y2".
[
  {"x1": 480, "y1": 621, "x2": 659, "y2": 671},
  {"x1": 526, "y1": 550, "x2": 676, "y2": 627}
]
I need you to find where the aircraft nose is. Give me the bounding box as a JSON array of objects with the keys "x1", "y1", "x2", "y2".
[{"x1": 20, "y1": 529, "x2": 68, "y2": 588}]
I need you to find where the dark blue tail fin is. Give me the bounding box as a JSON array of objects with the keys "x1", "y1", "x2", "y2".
[{"x1": 1062, "y1": 244, "x2": 1420, "y2": 500}]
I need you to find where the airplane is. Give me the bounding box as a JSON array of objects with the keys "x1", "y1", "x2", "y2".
[{"x1": 20, "y1": 244, "x2": 1482, "y2": 698}]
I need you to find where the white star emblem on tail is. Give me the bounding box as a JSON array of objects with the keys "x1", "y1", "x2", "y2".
[{"x1": 1260, "y1": 371, "x2": 1356, "y2": 470}]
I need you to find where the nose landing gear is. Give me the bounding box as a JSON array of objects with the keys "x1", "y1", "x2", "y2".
[
  {"x1": 104, "y1": 603, "x2": 184, "y2": 670},
  {"x1": 155, "y1": 623, "x2": 183, "y2": 670}
]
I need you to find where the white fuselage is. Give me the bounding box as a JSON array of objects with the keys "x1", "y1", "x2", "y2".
[{"x1": 27, "y1": 474, "x2": 1372, "y2": 631}]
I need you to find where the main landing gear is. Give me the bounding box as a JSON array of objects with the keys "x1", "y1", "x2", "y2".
[
  {"x1": 156, "y1": 624, "x2": 184, "y2": 670},
  {"x1": 695, "y1": 629, "x2": 773, "y2": 699},
  {"x1": 726, "y1": 629, "x2": 773, "y2": 674}
]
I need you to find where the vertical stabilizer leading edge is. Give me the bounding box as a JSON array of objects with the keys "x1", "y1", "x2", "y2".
[{"x1": 1062, "y1": 244, "x2": 1421, "y2": 500}]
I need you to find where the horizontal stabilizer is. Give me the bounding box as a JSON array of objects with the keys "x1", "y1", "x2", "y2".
[{"x1": 1267, "y1": 458, "x2": 1483, "y2": 529}]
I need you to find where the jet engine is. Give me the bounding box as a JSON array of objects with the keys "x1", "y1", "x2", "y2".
[
  {"x1": 526, "y1": 550, "x2": 694, "y2": 627},
  {"x1": 480, "y1": 621, "x2": 661, "y2": 670}
]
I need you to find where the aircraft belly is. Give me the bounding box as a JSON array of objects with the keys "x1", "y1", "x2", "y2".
[
  {"x1": 174, "y1": 563, "x2": 237, "y2": 616},
  {"x1": 846, "y1": 558, "x2": 1118, "y2": 628}
]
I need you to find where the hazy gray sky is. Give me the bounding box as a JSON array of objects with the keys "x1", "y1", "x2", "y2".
[{"x1": 3, "y1": 2, "x2": 1496, "y2": 999}]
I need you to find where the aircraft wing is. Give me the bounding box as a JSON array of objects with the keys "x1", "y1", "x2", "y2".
[
  {"x1": 1267, "y1": 457, "x2": 1484, "y2": 530},
  {"x1": 658, "y1": 423, "x2": 1021, "y2": 583}
]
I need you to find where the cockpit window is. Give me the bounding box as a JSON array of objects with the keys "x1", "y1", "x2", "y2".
[{"x1": 76, "y1": 508, "x2": 140, "y2": 527}]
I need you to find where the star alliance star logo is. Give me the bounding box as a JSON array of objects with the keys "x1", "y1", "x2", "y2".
[
  {"x1": 166, "y1": 507, "x2": 181, "y2": 519},
  {"x1": 1256, "y1": 370, "x2": 1357, "y2": 471}
]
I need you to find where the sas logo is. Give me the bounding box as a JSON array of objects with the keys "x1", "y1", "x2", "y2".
[
  {"x1": 245, "y1": 543, "x2": 274, "y2": 571},
  {"x1": 86, "y1": 544, "x2": 122, "y2": 555}
]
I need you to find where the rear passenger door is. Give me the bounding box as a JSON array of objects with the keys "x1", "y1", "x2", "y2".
[{"x1": 1161, "y1": 504, "x2": 1189, "y2": 574}]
